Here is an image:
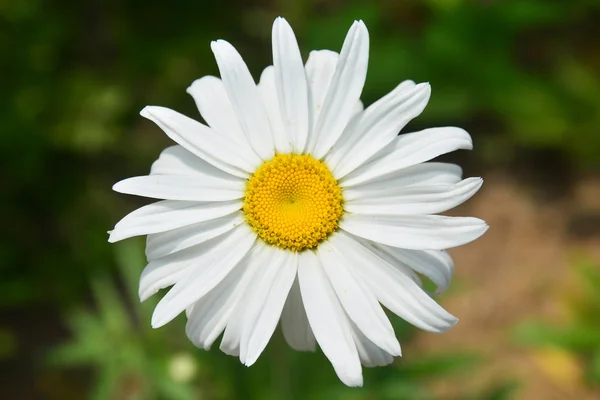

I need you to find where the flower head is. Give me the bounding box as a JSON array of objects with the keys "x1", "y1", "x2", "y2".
[{"x1": 110, "y1": 17, "x2": 487, "y2": 386}]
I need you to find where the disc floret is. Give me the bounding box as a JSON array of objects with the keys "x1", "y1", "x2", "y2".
[{"x1": 243, "y1": 154, "x2": 343, "y2": 251}]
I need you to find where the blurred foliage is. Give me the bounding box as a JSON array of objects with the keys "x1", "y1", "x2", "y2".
[
  {"x1": 2, "y1": 0, "x2": 600, "y2": 397},
  {"x1": 48, "y1": 241, "x2": 199, "y2": 400},
  {"x1": 515, "y1": 260, "x2": 600, "y2": 393}
]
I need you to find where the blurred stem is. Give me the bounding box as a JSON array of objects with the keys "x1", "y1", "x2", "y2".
[{"x1": 271, "y1": 333, "x2": 292, "y2": 400}]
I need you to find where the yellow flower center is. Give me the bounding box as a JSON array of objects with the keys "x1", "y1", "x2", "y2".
[{"x1": 243, "y1": 154, "x2": 343, "y2": 251}]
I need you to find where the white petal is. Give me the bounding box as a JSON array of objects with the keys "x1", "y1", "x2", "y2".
[
  {"x1": 341, "y1": 127, "x2": 473, "y2": 187},
  {"x1": 375, "y1": 245, "x2": 454, "y2": 295},
  {"x1": 330, "y1": 82, "x2": 413, "y2": 164},
  {"x1": 343, "y1": 163, "x2": 463, "y2": 200},
  {"x1": 357, "y1": 240, "x2": 424, "y2": 287},
  {"x1": 185, "y1": 304, "x2": 195, "y2": 319},
  {"x1": 333, "y1": 231, "x2": 458, "y2": 332},
  {"x1": 185, "y1": 246, "x2": 260, "y2": 350},
  {"x1": 242, "y1": 249, "x2": 297, "y2": 366},
  {"x1": 272, "y1": 17, "x2": 309, "y2": 153},
  {"x1": 352, "y1": 99, "x2": 364, "y2": 115},
  {"x1": 150, "y1": 145, "x2": 234, "y2": 177},
  {"x1": 307, "y1": 21, "x2": 369, "y2": 159},
  {"x1": 327, "y1": 82, "x2": 431, "y2": 179},
  {"x1": 298, "y1": 250, "x2": 362, "y2": 387},
  {"x1": 281, "y1": 276, "x2": 316, "y2": 352},
  {"x1": 218, "y1": 244, "x2": 267, "y2": 356},
  {"x1": 211, "y1": 40, "x2": 275, "y2": 160},
  {"x1": 140, "y1": 106, "x2": 258, "y2": 177},
  {"x1": 113, "y1": 175, "x2": 245, "y2": 202},
  {"x1": 186, "y1": 76, "x2": 251, "y2": 147},
  {"x1": 108, "y1": 200, "x2": 242, "y2": 243},
  {"x1": 350, "y1": 321, "x2": 395, "y2": 367},
  {"x1": 340, "y1": 214, "x2": 488, "y2": 250},
  {"x1": 139, "y1": 251, "x2": 193, "y2": 303},
  {"x1": 139, "y1": 230, "x2": 237, "y2": 302},
  {"x1": 305, "y1": 50, "x2": 339, "y2": 129},
  {"x1": 317, "y1": 239, "x2": 401, "y2": 356},
  {"x1": 343, "y1": 177, "x2": 483, "y2": 215},
  {"x1": 145, "y1": 212, "x2": 245, "y2": 260},
  {"x1": 150, "y1": 224, "x2": 256, "y2": 328},
  {"x1": 258, "y1": 66, "x2": 292, "y2": 153},
  {"x1": 304, "y1": 51, "x2": 364, "y2": 150}
]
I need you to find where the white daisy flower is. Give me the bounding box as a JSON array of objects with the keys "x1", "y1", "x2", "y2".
[{"x1": 109, "y1": 17, "x2": 487, "y2": 386}]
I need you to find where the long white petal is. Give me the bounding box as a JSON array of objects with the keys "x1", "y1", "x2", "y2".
[
  {"x1": 304, "y1": 50, "x2": 363, "y2": 146},
  {"x1": 344, "y1": 177, "x2": 483, "y2": 215},
  {"x1": 317, "y1": 239, "x2": 401, "y2": 356},
  {"x1": 358, "y1": 241, "x2": 424, "y2": 287},
  {"x1": 140, "y1": 106, "x2": 258, "y2": 177},
  {"x1": 341, "y1": 127, "x2": 473, "y2": 187},
  {"x1": 330, "y1": 80, "x2": 414, "y2": 163},
  {"x1": 272, "y1": 17, "x2": 309, "y2": 152},
  {"x1": 150, "y1": 145, "x2": 238, "y2": 178},
  {"x1": 298, "y1": 250, "x2": 363, "y2": 387},
  {"x1": 211, "y1": 40, "x2": 275, "y2": 160},
  {"x1": 220, "y1": 243, "x2": 270, "y2": 356},
  {"x1": 145, "y1": 212, "x2": 245, "y2": 260},
  {"x1": 138, "y1": 249, "x2": 195, "y2": 303},
  {"x1": 139, "y1": 230, "x2": 238, "y2": 302},
  {"x1": 151, "y1": 224, "x2": 256, "y2": 328},
  {"x1": 340, "y1": 214, "x2": 488, "y2": 250},
  {"x1": 375, "y1": 245, "x2": 454, "y2": 295},
  {"x1": 281, "y1": 275, "x2": 316, "y2": 352},
  {"x1": 350, "y1": 321, "x2": 395, "y2": 367},
  {"x1": 186, "y1": 76, "x2": 251, "y2": 147},
  {"x1": 108, "y1": 200, "x2": 242, "y2": 243},
  {"x1": 242, "y1": 249, "x2": 297, "y2": 366},
  {"x1": 185, "y1": 247, "x2": 260, "y2": 350},
  {"x1": 308, "y1": 21, "x2": 369, "y2": 159},
  {"x1": 352, "y1": 99, "x2": 364, "y2": 115},
  {"x1": 237, "y1": 246, "x2": 286, "y2": 363},
  {"x1": 258, "y1": 66, "x2": 292, "y2": 153},
  {"x1": 328, "y1": 82, "x2": 430, "y2": 179},
  {"x1": 332, "y1": 232, "x2": 458, "y2": 332},
  {"x1": 305, "y1": 50, "x2": 339, "y2": 130},
  {"x1": 113, "y1": 175, "x2": 245, "y2": 202},
  {"x1": 342, "y1": 162, "x2": 463, "y2": 200}
]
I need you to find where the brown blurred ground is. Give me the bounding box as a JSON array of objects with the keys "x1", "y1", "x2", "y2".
[{"x1": 415, "y1": 173, "x2": 600, "y2": 400}]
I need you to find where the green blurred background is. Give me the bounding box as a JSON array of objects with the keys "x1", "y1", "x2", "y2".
[{"x1": 2, "y1": 0, "x2": 600, "y2": 398}]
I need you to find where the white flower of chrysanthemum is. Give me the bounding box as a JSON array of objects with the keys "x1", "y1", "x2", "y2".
[{"x1": 109, "y1": 17, "x2": 487, "y2": 386}]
